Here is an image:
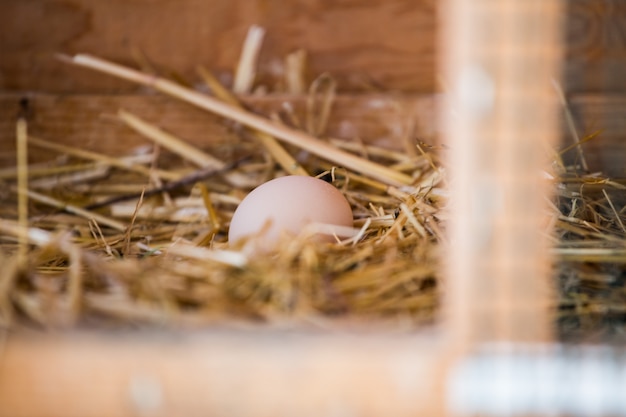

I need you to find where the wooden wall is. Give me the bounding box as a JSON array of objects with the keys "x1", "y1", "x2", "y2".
[
  {"x1": 0, "y1": 0, "x2": 624, "y2": 175},
  {"x1": 565, "y1": 0, "x2": 626, "y2": 93},
  {"x1": 2, "y1": 0, "x2": 625, "y2": 94},
  {"x1": 0, "y1": 0, "x2": 436, "y2": 93}
]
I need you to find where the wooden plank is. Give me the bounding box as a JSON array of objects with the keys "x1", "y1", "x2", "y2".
[
  {"x1": 0, "y1": 331, "x2": 444, "y2": 417},
  {"x1": 1, "y1": 0, "x2": 624, "y2": 94},
  {"x1": 0, "y1": 93, "x2": 439, "y2": 166},
  {"x1": 1, "y1": 92, "x2": 623, "y2": 175},
  {"x1": 566, "y1": 94, "x2": 626, "y2": 177},
  {"x1": 0, "y1": 0, "x2": 436, "y2": 94},
  {"x1": 442, "y1": 0, "x2": 563, "y2": 344},
  {"x1": 565, "y1": 0, "x2": 626, "y2": 93}
]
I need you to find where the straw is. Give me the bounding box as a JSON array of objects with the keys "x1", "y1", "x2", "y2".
[
  {"x1": 28, "y1": 135, "x2": 181, "y2": 181},
  {"x1": 0, "y1": 219, "x2": 58, "y2": 247},
  {"x1": 66, "y1": 241, "x2": 83, "y2": 325},
  {"x1": 0, "y1": 46, "x2": 617, "y2": 336},
  {"x1": 1, "y1": 161, "x2": 102, "y2": 180},
  {"x1": 306, "y1": 73, "x2": 336, "y2": 137},
  {"x1": 285, "y1": 49, "x2": 307, "y2": 94},
  {"x1": 552, "y1": 79, "x2": 589, "y2": 171},
  {"x1": 15, "y1": 116, "x2": 29, "y2": 268},
  {"x1": 12, "y1": 187, "x2": 127, "y2": 232},
  {"x1": 197, "y1": 65, "x2": 309, "y2": 176},
  {"x1": 117, "y1": 109, "x2": 256, "y2": 188},
  {"x1": 233, "y1": 25, "x2": 265, "y2": 94},
  {"x1": 29, "y1": 165, "x2": 110, "y2": 189},
  {"x1": 0, "y1": 254, "x2": 19, "y2": 326},
  {"x1": 83, "y1": 154, "x2": 250, "y2": 210},
  {"x1": 602, "y1": 189, "x2": 626, "y2": 234},
  {"x1": 166, "y1": 242, "x2": 248, "y2": 268},
  {"x1": 60, "y1": 54, "x2": 413, "y2": 186}
]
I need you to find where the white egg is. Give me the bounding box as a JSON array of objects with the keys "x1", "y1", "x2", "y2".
[{"x1": 228, "y1": 176, "x2": 353, "y2": 249}]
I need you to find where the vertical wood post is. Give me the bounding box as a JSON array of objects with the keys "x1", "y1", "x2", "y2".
[{"x1": 442, "y1": 0, "x2": 564, "y2": 345}]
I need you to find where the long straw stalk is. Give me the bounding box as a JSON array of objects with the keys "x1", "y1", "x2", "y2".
[{"x1": 62, "y1": 54, "x2": 412, "y2": 187}]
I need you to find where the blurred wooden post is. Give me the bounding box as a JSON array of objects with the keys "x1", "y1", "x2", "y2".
[
  {"x1": 442, "y1": 0, "x2": 563, "y2": 345},
  {"x1": 0, "y1": 332, "x2": 443, "y2": 417}
]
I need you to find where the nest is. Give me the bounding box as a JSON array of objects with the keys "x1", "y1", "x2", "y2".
[
  {"x1": 0, "y1": 33, "x2": 624, "y2": 339},
  {"x1": 0, "y1": 38, "x2": 447, "y2": 330}
]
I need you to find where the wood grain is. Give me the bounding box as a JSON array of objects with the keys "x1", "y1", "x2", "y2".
[
  {"x1": 2, "y1": 0, "x2": 625, "y2": 94},
  {"x1": 0, "y1": 0, "x2": 436, "y2": 94},
  {"x1": 566, "y1": 94, "x2": 626, "y2": 177},
  {"x1": 1, "y1": 92, "x2": 624, "y2": 176},
  {"x1": 0, "y1": 93, "x2": 439, "y2": 167},
  {"x1": 565, "y1": 0, "x2": 626, "y2": 93},
  {"x1": 0, "y1": 331, "x2": 443, "y2": 417}
]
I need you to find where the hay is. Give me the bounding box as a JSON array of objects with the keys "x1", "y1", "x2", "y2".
[
  {"x1": 552, "y1": 160, "x2": 626, "y2": 342},
  {"x1": 0, "y1": 129, "x2": 443, "y2": 329},
  {"x1": 0, "y1": 45, "x2": 624, "y2": 339},
  {"x1": 0, "y1": 59, "x2": 444, "y2": 329}
]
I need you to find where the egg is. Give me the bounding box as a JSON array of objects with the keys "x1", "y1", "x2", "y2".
[{"x1": 228, "y1": 175, "x2": 353, "y2": 250}]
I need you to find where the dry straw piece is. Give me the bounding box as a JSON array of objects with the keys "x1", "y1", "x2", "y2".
[
  {"x1": 59, "y1": 53, "x2": 413, "y2": 187},
  {"x1": 0, "y1": 60, "x2": 444, "y2": 329}
]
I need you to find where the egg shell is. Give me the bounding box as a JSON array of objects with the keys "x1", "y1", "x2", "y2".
[{"x1": 228, "y1": 175, "x2": 353, "y2": 248}]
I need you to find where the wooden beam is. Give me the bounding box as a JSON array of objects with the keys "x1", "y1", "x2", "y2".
[
  {"x1": 0, "y1": 93, "x2": 439, "y2": 167},
  {"x1": 565, "y1": 0, "x2": 626, "y2": 94},
  {"x1": 442, "y1": 0, "x2": 564, "y2": 344},
  {"x1": 1, "y1": 93, "x2": 625, "y2": 175},
  {"x1": 0, "y1": 331, "x2": 444, "y2": 417},
  {"x1": 1, "y1": 0, "x2": 624, "y2": 94},
  {"x1": 0, "y1": 0, "x2": 436, "y2": 94}
]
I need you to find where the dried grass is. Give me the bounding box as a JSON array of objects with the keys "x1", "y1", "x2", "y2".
[
  {"x1": 551, "y1": 134, "x2": 626, "y2": 341},
  {"x1": 0, "y1": 44, "x2": 623, "y2": 339},
  {"x1": 0, "y1": 84, "x2": 444, "y2": 330}
]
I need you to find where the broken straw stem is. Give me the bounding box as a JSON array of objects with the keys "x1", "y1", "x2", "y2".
[
  {"x1": 117, "y1": 110, "x2": 256, "y2": 188},
  {"x1": 84, "y1": 154, "x2": 252, "y2": 210},
  {"x1": 27, "y1": 135, "x2": 181, "y2": 181},
  {"x1": 61, "y1": 54, "x2": 412, "y2": 187},
  {"x1": 16, "y1": 115, "x2": 29, "y2": 267},
  {"x1": 11, "y1": 187, "x2": 127, "y2": 232},
  {"x1": 197, "y1": 65, "x2": 309, "y2": 177}
]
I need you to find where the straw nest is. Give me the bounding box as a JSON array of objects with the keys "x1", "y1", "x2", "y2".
[
  {"x1": 1, "y1": 112, "x2": 445, "y2": 330},
  {"x1": 0, "y1": 43, "x2": 446, "y2": 331},
  {"x1": 0, "y1": 36, "x2": 624, "y2": 337}
]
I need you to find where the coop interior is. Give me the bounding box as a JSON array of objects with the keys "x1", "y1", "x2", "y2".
[{"x1": 0, "y1": 1, "x2": 625, "y2": 416}]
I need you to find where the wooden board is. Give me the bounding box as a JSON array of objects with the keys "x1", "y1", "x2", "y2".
[
  {"x1": 0, "y1": 331, "x2": 444, "y2": 417},
  {"x1": 567, "y1": 95, "x2": 626, "y2": 177},
  {"x1": 1, "y1": 92, "x2": 624, "y2": 176},
  {"x1": 1, "y1": 0, "x2": 625, "y2": 94},
  {"x1": 565, "y1": 0, "x2": 626, "y2": 93},
  {"x1": 0, "y1": 93, "x2": 440, "y2": 167},
  {"x1": 0, "y1": 0, "x2": 436, "y2": 94}
]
